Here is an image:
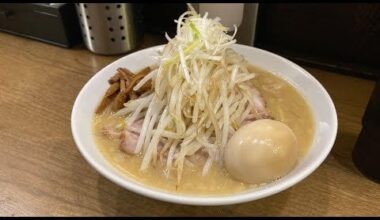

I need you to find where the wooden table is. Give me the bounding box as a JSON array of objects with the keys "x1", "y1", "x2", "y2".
[{"x1": 0, "y1": 32, "x2": 379, "y2": 216}]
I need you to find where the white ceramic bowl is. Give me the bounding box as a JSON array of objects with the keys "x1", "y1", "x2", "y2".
[{"x1": 71, "y1": 44, "x2": 338, "y2": 206}]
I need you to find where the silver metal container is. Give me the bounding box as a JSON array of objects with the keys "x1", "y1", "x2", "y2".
[{"x1": 76, "y1": 3, "x2": 142, "y2": 55}]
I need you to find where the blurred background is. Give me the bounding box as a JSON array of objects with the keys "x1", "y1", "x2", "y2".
[{"x1": 1, "y1": 3, "x2": 379, "y2": 79}]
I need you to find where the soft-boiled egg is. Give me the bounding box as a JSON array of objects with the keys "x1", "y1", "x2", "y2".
[{"x1": 224, "y1": 119, "x2": 298, "y2": 185}]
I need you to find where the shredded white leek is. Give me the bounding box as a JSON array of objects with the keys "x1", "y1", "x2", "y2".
[{"x1": 113, "y1": 4, "x2": 269, "y2": 184}]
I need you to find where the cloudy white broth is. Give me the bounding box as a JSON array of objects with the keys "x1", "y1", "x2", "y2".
[{"x1": 92, "y1": 64, "x2": 315, "y2": 195}]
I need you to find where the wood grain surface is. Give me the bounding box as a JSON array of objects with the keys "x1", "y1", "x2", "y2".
[{"x1": 0, "y1": 32, "x2": 379, "y2": 216}]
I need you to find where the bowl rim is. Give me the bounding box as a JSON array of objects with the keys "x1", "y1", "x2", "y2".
[{"x1": 71, "y1": 43, "x2": 338, "y2": 206}]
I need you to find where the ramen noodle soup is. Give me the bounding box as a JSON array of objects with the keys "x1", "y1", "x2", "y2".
[
  {"x1": 91, "y1": 5, "x2": 315, "y2": 196},
  {"x1": 92, "y1": 65, "x2": 315, "y2": 195}
]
